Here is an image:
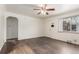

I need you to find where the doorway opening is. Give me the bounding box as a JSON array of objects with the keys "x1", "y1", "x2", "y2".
[{"x1": 6, "y1": 16, "x2": 18, "y2": 42}]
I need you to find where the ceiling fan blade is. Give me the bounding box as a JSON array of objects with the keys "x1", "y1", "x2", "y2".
[
  {"x1": 46, "y1": 8, "x2": 55, "y2": 11},
  {"x1": 33, "y1": 9, "x2": 40, "y2": 10},
  {"x1": 46, "y1": 12, "x2": 49, "y2": 15},
  {"x1": 37, "y1": 12, "x2": 41, "y2": 15}
]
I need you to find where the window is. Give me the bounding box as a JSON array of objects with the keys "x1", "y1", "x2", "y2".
[{"x1": 59, "y1": 15, "x2": 79, "y2": 33}]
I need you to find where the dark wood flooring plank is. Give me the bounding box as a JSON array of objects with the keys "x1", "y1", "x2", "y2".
[{"x1": 8, "y1": 37, "x2": 79, "y2": 54}]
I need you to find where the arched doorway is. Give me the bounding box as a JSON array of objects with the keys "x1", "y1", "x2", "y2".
[{"x1": 6, "y1": 16, "x2": 18, "y2": 41}]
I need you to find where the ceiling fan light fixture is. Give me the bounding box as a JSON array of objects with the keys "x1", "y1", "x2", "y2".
[
  {"x1": 40, "y1": 4, "x2": 44, "y2": 7},
  {"x1": 34, "y1": 4, "x2": 55, "y2": 15},
  {"x1": 41, "y1": 10, "x2": 46, "y2": 15}
]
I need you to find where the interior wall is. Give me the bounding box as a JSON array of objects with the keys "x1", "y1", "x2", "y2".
[
  {"x1": 0, "y1": 5, "x2": 6, "y2": 49},
  {"x1": 45, "y1": 9, "x2": 79, "y2": 45},
  {"x1": 18, "y1": 14, "x2": 44, "y2": 39}
]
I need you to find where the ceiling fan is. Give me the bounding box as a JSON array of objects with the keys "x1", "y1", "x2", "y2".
[{"x1": 33, "y1": 4, "x2": 55, "y2": 15}]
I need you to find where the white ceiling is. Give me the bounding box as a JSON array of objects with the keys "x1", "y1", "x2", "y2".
[{"x1": 5, "y1": 4, "x2": 79, "y2": 18}]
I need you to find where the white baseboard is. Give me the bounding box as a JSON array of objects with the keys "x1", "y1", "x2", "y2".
[{"x1": 46, "y1": 36, "x2": 79, "y2": 45}]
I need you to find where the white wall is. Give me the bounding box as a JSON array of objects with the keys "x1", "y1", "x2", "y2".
[
  {"x1": 0, "y1": 5, "x2": 6, "y2": 50},
  {"x1": 45, "y1": 9, "x2": 79, "y2": 45},
  {"x1": 18, "y1": 14, "x2": 44, "y2": 39}
]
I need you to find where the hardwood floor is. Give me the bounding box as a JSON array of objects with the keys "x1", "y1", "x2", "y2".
[{"x1": 1, "y1": 37, "x2": 79, "y2": 54}]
